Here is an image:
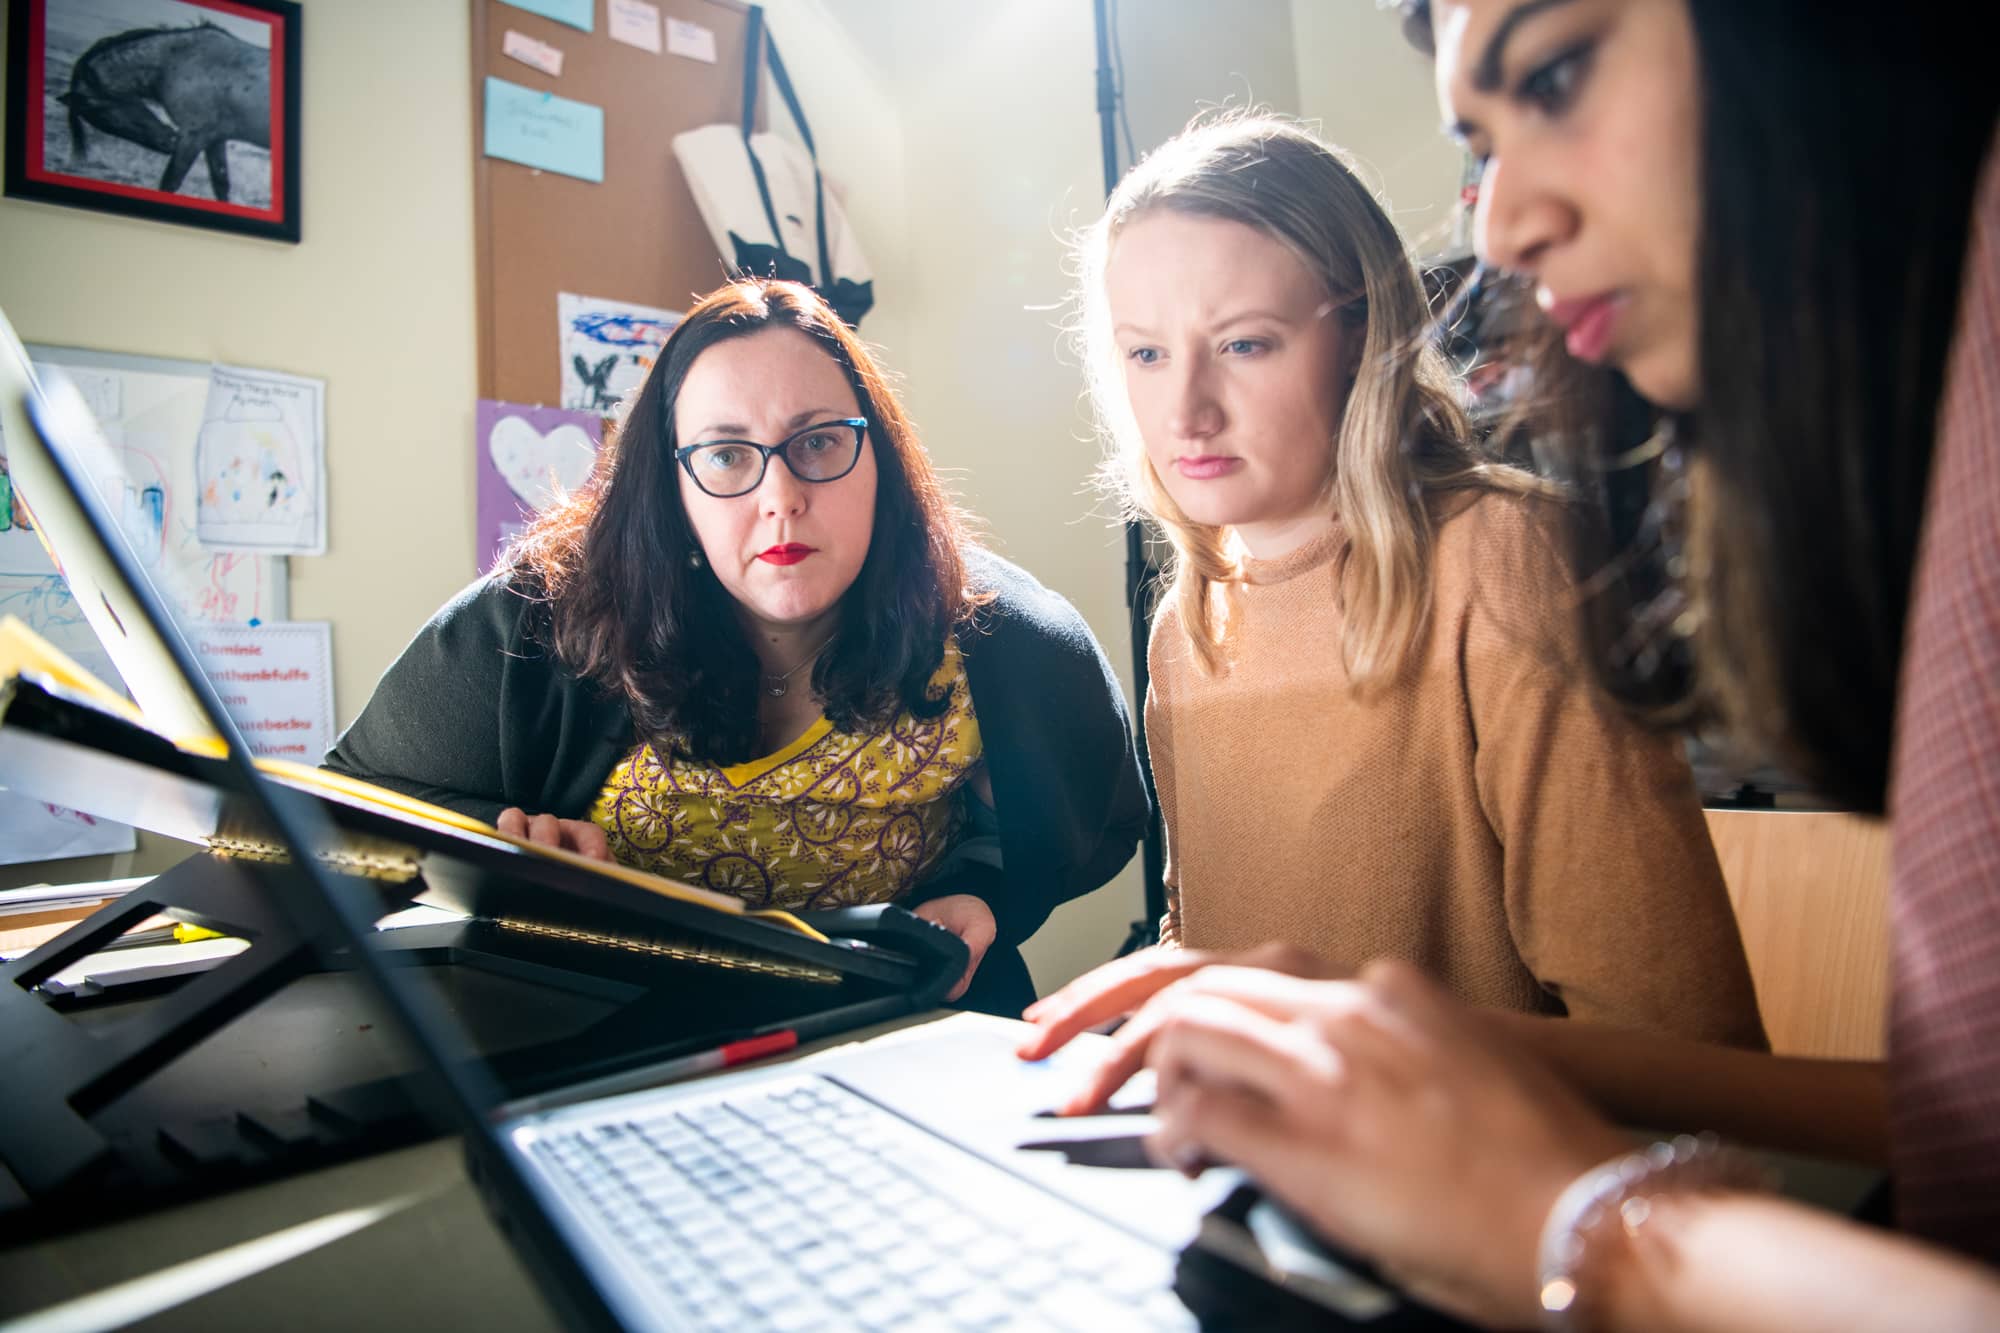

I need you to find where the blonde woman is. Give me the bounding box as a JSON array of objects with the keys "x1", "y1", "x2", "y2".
[{"x1": 1021, "y1": 115, "x2": 1763, "y2": 1063}]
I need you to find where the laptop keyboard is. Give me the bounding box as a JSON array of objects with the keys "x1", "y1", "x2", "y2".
[{"x1": 531, "y1": 1074, "x2": 1197, "y2": 1331}]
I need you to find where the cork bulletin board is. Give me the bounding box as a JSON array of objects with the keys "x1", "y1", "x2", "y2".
[{"x1": 469, "y1": 0, "x2": 757, "y2": 407}]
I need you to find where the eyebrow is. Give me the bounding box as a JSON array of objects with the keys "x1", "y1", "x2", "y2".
[
  {"x1": 1472, "y1": 0, "x2": 1575, "y2": 93},
  {"x1": 1112, "y1": 310, "x2": 1294, "y2": 339},
  {"x1": 1215, "y1": 310, "x2": 1292, "y2": 331},
  {"x1": 691, "y1": 407, "x2": 844, "y2": 439}
]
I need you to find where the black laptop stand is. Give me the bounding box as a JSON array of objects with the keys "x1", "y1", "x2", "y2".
[
  {"x1": 0, "y1": 852, "x2": 332, "y2": 1204},
  {"x1": 0, "y1": 845, "x2": 933, "y2": 1241}
]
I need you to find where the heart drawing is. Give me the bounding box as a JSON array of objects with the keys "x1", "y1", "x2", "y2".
[{"x1": 488, "y1": 414, "x2": 597, "y2": 511}]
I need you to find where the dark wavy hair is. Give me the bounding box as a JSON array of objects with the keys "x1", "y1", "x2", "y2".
[
  {"x1": 1404, "y1": 0, "x2": 1997, "y2": 813},
  {"x1": 509, "y1": 279, "x2": 983, "y2": 766}
]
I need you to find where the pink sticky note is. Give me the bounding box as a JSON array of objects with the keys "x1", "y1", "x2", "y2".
[{"x1": 502, "y1": 28, "x2": 565, "y2": 78}]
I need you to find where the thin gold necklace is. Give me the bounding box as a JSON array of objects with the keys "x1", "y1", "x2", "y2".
[{"x1": 761, "y1": 633, "x2": 836, "y2": 698}]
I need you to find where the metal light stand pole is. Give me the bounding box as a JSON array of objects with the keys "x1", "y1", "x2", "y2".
[{"x1": 1093, "y1": 0, "x2": 1167, "y2": 955}]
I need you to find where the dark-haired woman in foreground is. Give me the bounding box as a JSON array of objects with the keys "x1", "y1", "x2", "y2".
[
  {"x1": 1049, "y1": 1, "x2": 2000, "y2": 1327},
  {"x1": 328, "y1": 279, "x2": 1148, "y2": 1015}
]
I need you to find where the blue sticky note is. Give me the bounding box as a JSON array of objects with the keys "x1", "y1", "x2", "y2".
[
  {"x1": 484, "y1": 77, "x2": 604, "y2": 183},
  {"x1": 498, "y1": 0, "x2": 593, "y2": 32}
]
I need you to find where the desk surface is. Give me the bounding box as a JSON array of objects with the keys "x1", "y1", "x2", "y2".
[
  {"x1": 5, "y1": 1136, "x2": 552, "y2": 1332},
  {"x1": 0, "y1": 1011, "x2": 1883, "y2": 1333}
]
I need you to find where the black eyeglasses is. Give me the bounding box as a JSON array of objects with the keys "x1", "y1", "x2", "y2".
[{"x1": 674, "y1": 418, "x2": 869, "y2": 498}]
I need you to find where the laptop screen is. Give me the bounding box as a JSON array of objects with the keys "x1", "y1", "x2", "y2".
[{"x1": 0, "y1": 307, "x2": 515, "y2": 1133}]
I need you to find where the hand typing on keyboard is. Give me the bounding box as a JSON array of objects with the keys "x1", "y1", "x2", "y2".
[{"x1": 534, "y1": 1074, "x2": 1198, "y2": 1330}]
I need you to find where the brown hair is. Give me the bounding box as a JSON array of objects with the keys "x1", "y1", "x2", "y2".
[
  {"x1": 1078, "y1": 111, "x2": 1557, "y2": 685},
  {"x1": 510, "y1": 278, "x2": 982, "y2": 765}
]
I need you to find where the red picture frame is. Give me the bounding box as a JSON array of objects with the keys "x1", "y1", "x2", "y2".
[{"x1": 5, "y1": 0, "x2": 302, "y2": 243}]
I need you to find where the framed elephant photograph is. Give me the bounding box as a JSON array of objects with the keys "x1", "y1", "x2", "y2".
[{"x1": 5, "y1": 0, "x2": 302, "y2": 242}]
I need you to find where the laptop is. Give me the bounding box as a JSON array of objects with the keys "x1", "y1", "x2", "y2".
[{"x1": 0, "y1": 313, "x2": 1429, "y2": 1331}]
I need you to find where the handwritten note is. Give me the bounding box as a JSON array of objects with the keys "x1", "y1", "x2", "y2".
[
  {"x1": 190, "y1": 621, "x2": 336, "y2": 764},
  {"x1": 498, "y1": 0, "x2": 593, "y2": 33},
  {"x1": 608, "y1": 0, "x2": 662, "y2": 53},
  {"x1": 502, "y1": 29, "x2": 565, "y2": 77},
  {"x1": 484, "y1": 76, "x2": 604, "y2": 183},
  {"x1": 666, "y1": 17, "x2": 717, "y2": 63}
]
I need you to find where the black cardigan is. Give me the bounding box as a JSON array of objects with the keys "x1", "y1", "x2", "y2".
[{"x1": 324, "y1": 549, "x2": 1149, "y2": 1013}]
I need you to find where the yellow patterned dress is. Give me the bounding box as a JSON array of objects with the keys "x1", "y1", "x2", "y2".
[{"x1": 586, "y1": 642, "x2": 983, "y2": 912}]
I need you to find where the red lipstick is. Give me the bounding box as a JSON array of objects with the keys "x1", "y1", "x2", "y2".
[{"x1": 758, "y1": 543, "x2": 815, "y2": 566}]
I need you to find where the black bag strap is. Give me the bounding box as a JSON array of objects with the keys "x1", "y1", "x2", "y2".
[{"x1": 738, "y1": 5, "x2": 835, "y2": 289}]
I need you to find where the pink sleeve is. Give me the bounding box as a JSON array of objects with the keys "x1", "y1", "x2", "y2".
[{"x1": 1886, "y1": 142, "x2": 2000, "y2": 1262}]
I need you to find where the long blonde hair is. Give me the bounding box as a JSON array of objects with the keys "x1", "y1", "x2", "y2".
[{"x1": 1080, "y1": 113, "x2": 1554, "y2": 686}]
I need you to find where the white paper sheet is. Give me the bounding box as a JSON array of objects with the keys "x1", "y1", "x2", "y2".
[
  {"x1": 195, "y1": 364, "x2": 328, "y2": 555},
  {"x1": 608, "y1": 0, "x2": 662, "y2": 53},
  {"x1": 188, "y1": 620, "x2": 335, "y2": 764},
  {"x1": 0, "y1": 794, "x2": 135, "y2": 866},
  {"x1": 4, "y1": 347, "x2": 289, "y2": 630},
  {"x1": 665, "y1": 17, "x2": 717, "y2": 63},
  {"x1": 0, "y1": 561, "x2": 138, "y2": 866}
]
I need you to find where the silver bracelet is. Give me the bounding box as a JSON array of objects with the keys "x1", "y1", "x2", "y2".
[{"x1": 1536, "y1": 1132, "x2": 1775, "y2": 1332}]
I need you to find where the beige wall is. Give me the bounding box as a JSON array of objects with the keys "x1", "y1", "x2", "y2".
[
  {"x1": 756, "y1": 0, "x2": 912, "y2": 379},
  {"x1": 1117, "y1": 0, "x2": 1300, "y2": 147},
  {"x1": 0, "y1": 0, "x2": 1333, "y2": 998},
  {"x1": 1290, "y1": 0, "x2": 1463, "y2": 252},
  {"x1": 0, "y1": 0, "x2": 479, "y2": 888}
]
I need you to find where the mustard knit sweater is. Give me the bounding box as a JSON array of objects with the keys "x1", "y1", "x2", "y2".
[{"x1": 1146, "y1": 492, "x2": 1765, "y2": 1044}]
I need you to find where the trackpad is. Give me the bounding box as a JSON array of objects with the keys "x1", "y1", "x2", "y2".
[
  {"x1": 804, "y1": 1014, "x2": 1408, "y2": 1322},
  {"x1": 800, "y1": 1013, "x2": 1237, "y2": 1249}
]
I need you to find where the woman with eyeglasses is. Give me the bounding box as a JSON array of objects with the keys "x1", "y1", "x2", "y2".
[
  {"x1": 327, "y1": 279, "x2": 1149, "y2": 1013},
  {"x1": 1065, "y1": 2, "x2": 2000, "y2": 1328},
  {"x1": 1019, "y1": 113, "x2": 1763, "y2": 1068}
]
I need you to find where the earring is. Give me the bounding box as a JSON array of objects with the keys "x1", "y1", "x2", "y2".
[{"x1": 687, "y1": 548, "x2": 705, "y2": 569}]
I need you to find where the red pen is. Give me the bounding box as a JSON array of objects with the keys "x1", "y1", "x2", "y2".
[{"x1": 503, "y1": 1028, "x2": 800, "y2": 1117}]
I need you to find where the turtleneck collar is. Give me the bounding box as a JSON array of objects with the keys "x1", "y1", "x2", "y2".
[{"x1": 1239, "y1": 522, "x2": 1344, "y2": 586}]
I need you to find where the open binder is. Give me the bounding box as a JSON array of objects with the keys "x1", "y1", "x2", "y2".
[{"x1": 0, "y1": 309, "x2": 966, "y2": 1230}]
